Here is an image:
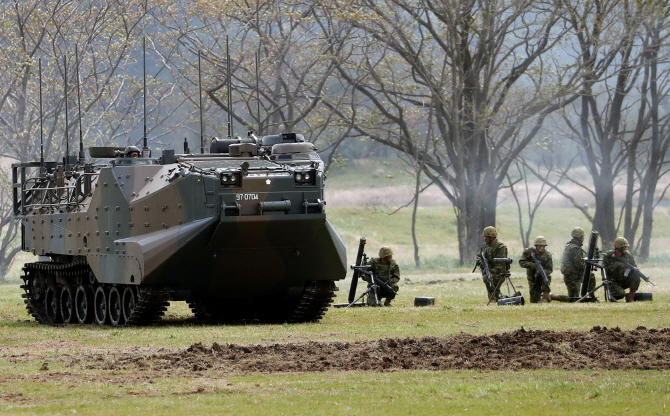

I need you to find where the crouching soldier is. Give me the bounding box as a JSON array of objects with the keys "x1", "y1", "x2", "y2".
[
  {"x1": 603, "y1": 238, "x2": 640, "y2": 302},
  {"x1": 364, "y1": 247, "x2": 400, "y2": 306},
  {"x1": 519, "y1": 236, "x2": 553, "y2": 303}
]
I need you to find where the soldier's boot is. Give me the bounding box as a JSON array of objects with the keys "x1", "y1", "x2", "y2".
[
  {"x1": 541, "y1": 292, "x2": 551, "y2": 303},
  {"x1": 383, "y1": 299, "x2": 393, "y2": 307},
  {"x1": 625, "y1": 290, "x2": 636, "y2": 303}
]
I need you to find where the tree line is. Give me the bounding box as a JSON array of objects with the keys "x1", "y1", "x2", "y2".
[{"x1": 0, "y1": 0, "x2": 668, "y2": 278}]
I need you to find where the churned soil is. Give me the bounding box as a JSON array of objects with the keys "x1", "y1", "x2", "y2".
[{"x1": 77, "y1": 326, "x2": 670, "y2": 374}]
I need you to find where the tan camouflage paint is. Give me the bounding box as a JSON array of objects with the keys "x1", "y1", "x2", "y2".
[{"x1": 16, "y1": 142, "x2": 346, "y2": 300}]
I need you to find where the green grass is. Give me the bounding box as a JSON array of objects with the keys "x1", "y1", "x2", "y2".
[
  {"x1": 1, "y1": 271, "x2": 668, "y2": 349},
  {"x1": 325, "y1": 158, "x2": 416, "y2": 189},
  {"x1": 1, "y1": 369, "x2": 669, "y2": 415},
  {"x1": 0, "y1": 266, "x2": 669, "y2": 415}
]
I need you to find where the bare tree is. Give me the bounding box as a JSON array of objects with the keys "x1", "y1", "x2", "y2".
[
  {"x1": 507, "y1": 160, "x2": 558, "y2": 248},
  {"x1": 0, "y1": 1, "x2": 178, "y2": 162},
  {"x1": 320, "y1": 0, "x2": 579, "y2": 263},
  {"x1": 633, "y1": 2, "x2": 670, "y2": 260},
  {"x1": 0, "y1": 166, "x2": 21, "y2": 278},
  {"x1": 527, "y1": 0, "x2": 670, "y2": 256},
  {"x1": 555, "y1": 0, "x2": 649, "y2": 247}
]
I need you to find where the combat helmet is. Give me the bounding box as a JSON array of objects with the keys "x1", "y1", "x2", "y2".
[
  {"x1": 124, "y1": 145, "x2": 141, "y2": 157},
  {"x1": 482, "y1": 226, "x2": 497, "y2": 237},
  {"x1": 379, "y1": 246, "x2": 394, "y2": 258},
  {"x1": 613, "y1": 237, "x2": 629, "y2": 250},
  {"x1": 571, "y1": 227, "x2": 585, "y2": 238},
  {"x1": 533, "y1": 236, "x2": 548, "y2": 246}
]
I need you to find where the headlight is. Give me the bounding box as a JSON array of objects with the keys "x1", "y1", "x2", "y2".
[
  {"x1": 220, "y1": 173, "x2": 239, "y2": 185},
  {"x1": 294, "y1": 170, "x2": 315, "y2": 184}
]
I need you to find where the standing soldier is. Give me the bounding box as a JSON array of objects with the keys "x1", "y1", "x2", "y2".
[
  {"x1": 364, "y1": 246, "x2": 400, "y2": 306},
  {"x1": 476, "y1": 226, "x2": 508, "y2": 302},
  {"x1": 603, "y1": 238, "x2": 640, "y2": 302},
  {"x1": 519, "y1": 236, "x2": 553, "y2": 303},
  {"x1": 560, "y1": 227, "x2": 595, "y2": 298}
]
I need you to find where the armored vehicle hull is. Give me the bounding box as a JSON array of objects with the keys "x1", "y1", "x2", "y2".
[{"x1": 13, "y1": 135, "x2": 346, "y2": 325}]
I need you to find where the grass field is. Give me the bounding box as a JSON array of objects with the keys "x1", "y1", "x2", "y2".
[{"x1": 2, "y1": 182, "x2": 670, "y2": 414}]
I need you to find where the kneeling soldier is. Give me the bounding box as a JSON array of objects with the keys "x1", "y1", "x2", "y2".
[
  {"x1": 519, "y1": 236, "x2": 553, "y2": 303},
  {"x1": 364, "y1": 246, "x2": 400, "y2": 306},
  {"x1": 603, "y1": 237, "x2": 640, "y2": 302}
]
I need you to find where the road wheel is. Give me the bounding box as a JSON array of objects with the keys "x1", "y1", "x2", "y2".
[
  {"x1": 32, "y1": 273, "x2": 46, "y2": 302},
  {"x1": 108, "y1": 287, "x2": 124, "y2": 326},
  {"x1": 94, "y1": 286, "x2": 108, "y2": 326},
  {"x1": 44, "y1": 285, "x2": 62, "y2": 324},
  {"x1": 122, "y1": 286, "x2": 137, "y2": 324},
  {"x1": 75, "y1": 285, "x2": 94, "y2": 324},
  {"x1": 60, "y1": 285, "x2": 77, "y2": 323}
]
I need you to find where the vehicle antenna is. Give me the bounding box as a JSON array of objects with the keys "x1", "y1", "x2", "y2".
[
  {"x1": 142, "y1": 37, "x2": 148, "y2": 157},
  {"x1": 63, "y1": 54, "x2": 69, "y2": 167},
  {"x1": 256, "y1": 50, "x2": 261, "y2": 136},
  {"x1": 75, "y1": 45, "x2": 84, "y2": 164},
  {"x1": 226, "y1": 35, "x2": 232, "y2": 139},
  {"x1": 39, "y1": 58, "x2": 44, "y2": 171},
  {"x1": 198, "y1": 50, "x2": 204, "y2": 154}
]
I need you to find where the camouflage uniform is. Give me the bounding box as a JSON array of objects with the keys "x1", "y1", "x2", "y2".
[
  {"x1": 519, "y1": 247, "x2": 553, "y2": 303},
  {"x1": 477, "y1": 241, "x2": 508, "y2": 300},
  {"x1": 603, "y1": 249, "x2": 640, "y2": 300},
  {"x1": 365, "y1": 257, "x2": 400, "y2": 306},
  {"x1": 560, "y1": 238, "x2": 594, "y2": 297}
]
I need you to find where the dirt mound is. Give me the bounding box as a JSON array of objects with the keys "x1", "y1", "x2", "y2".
[{"x1": 81, "y1": 326, "x2": 670, "y2": 374}]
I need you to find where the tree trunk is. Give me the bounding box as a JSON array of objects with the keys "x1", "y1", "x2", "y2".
[
  {"x1": 411, "y1": 169, "x2": 421, "y2": 268},
  {"x1": 639, "y1": 29, "x2": 662, "y2": 261},
  {"x1": 592, "y1": 178, "x2": 617, "y2": 248},
  {"x1": 460, "y1": 180, "x2": 498, "y2": 264}
]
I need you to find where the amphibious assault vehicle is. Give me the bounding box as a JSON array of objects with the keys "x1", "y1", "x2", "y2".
[{"x1": 12, "y1": 132, "x2": 347, "y2": 326}]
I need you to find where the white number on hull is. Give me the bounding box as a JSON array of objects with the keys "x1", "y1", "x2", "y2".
[{"x1": 236, "y1": 193, "x2": 259, "y2": 201}]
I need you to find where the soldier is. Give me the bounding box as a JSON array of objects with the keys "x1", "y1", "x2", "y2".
[
  {"x1": 519, "y1": 236, "x2": 553, "y2": 303},
  {"x1": 124, "y1": 145, "x2": 141, "y2": 158},
  {"x1": 364, "y1": 246, "x2": 400, "y2": 306},
  {"x1": 476, "y1": 226, "x2": 507, "y2": 301},
  {"x1": 603, "y1": 237, "x2": 640, "y2": 302},
  {"x1": 560, "y1": 227, "x2": 595, "y2": 298}
]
